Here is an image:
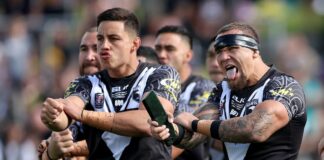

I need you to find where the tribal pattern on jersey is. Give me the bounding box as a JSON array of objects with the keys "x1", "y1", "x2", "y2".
[
  {"x1": 208, "y1": 66, "x2": 306, "y2": 160},
  {"x1": 64, "y1": 63, "x2": 181, "y2": 160},
  {"x1": 175, "y1": 75, "x2": 215, "y2": 115}
]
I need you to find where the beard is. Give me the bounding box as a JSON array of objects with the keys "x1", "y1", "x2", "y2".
[
  {"x1": 228, "y1": 74, "x2": 248, "y2": 91},
  {"x1": 79, "y1": 61, "x2": 101, "y2": 76}
]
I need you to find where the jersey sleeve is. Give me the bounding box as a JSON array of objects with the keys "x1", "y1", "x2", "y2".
[
  {"x1": 188, "y1": 79, "x2": 215, "y2": 107},
  {"x1": 264, "y1": 75, "x2": 306, "y2": 120},
  {"x1": 64, "y1": 76, "x2": 92, "y2": 104},
  {"x1": 175, "y1": 78, "x2": 215, "y2": 115},
  {"x1": 144, "y1": 65, "x2": 181, "y2": 108},
  {"x1": 207, "y1": 83, "x2": 222, "y2": 105}
]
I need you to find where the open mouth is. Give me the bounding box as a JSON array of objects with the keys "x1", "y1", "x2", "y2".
[{"x1": 225, "y1": 65, "x2": 237, "y2": 80}]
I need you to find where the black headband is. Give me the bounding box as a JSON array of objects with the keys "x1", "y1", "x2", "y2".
[{"x1": 214, "y1": 34, "x2": 259, "y2": 51}]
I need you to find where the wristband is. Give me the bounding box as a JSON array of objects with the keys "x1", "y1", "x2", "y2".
[
  {"x1": 173, "y1": 124, "x2": 185, "y2": 145},
  {"x1": 210, "y1": 120, "x2": 222, "y2": 139},
  {"x1": 191, "y1": 120, "x2": 199, "y2": 132}
]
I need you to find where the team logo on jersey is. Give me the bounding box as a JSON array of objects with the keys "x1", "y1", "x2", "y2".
[
  {"x1": 132, "y1": 88, "x2": 141, "y2": 102},
  {"x1": 95, "y1": 93, "x2": 104, "y2": 108}
]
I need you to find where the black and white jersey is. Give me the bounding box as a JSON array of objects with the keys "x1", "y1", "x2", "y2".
[
  {"x1": 175, "y1": 75, "x2": 215, "y2": 160},
  {"x1": 208, "y1": 66, "x2": 306, "y2": 160},
  {"x1": 175, "y1": 75, "x2": 215, "y2": 115},
  {"x1": 64, "y1": 62, "x2": 181, "y2": 160}
]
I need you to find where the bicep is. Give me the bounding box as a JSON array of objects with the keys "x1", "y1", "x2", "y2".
[{"x1": 250, "y1": 100, "x2": 289, "y2": 138}]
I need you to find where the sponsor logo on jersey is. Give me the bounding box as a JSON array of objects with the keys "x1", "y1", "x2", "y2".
[
  {"x1": 95, "y1": 93, "x2": 104, "y2": 108},
  {"x1": 132, "y1": 88, "x2": 141, "y2": 102},
  {"x1": 230, "y1": 109, "x2": 238, "y2": 116},
  {"x1": 232, "y1": 95, "x2": 245, "y2": 103},
  {"x1": 114, "y1": 99, "x2": 124, "y2": 106},
  {"x1": 112, "y1": 86, "x2": 121, "y2": 93}
]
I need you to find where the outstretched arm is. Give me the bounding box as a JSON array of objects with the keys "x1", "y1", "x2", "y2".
[
  {"x1": 64, "y1": 94, "x2": 175, "y2": 137},
  {"x1": 182, "y1": 100, "x2": 289, "y2": 143}
]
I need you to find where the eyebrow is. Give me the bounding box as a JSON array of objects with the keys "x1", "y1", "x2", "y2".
[{"x1": 80, "y1": 44, "x2": 87, "y2": 48}]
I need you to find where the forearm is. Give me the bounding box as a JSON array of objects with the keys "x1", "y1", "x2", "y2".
[
  {"x1": 70, "y1": 140, "x2": 89, "y2": 157},
  {"x1": 81, "y1": 110, "x2": 151, "y2": 136},
  {"x1": 177, "y1": 130, "x2": 207, "y2": 149},
  {"x1": 196, "y1": 108, "x2": 277, "y2": 143},
  {"x1": 175, "y1": 103, "x2": 219, "y2": 148}
]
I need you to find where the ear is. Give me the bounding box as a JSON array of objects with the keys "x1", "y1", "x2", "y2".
[
  {"x1": 131, "y1": 37, "x2": 141, "y2": 53},
  {"x1": 185, "y1": 50, "x2": 193, "y2": 62},
  {"x1": 252, "y1": 50, "x2": 259, "y2": 59}
]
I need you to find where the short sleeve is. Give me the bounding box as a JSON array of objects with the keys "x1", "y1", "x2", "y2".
[
  {"x1": 207, "y1": 84, "x2": 222, "y2": 106},
  {"x1": 144, "y1": 65, "x2": 181, "y2": 108},
  {"x1": 175, "y1": 78, "x2": 215, "y2": 115},
  {"x1": 264, "y1": 75, "x2": 306, "y2": 119},
  {"x1": 64, "y1": 76, "x2": 92, "y2": 104}
]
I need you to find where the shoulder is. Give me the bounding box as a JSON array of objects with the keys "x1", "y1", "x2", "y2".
[
  {"x1": 265, "y1": 71, "x2": 306, "y2": 119},
  {"x1": 266, "y1": 72, "x2": 304, "y2": 96},
  {"x1": 190, "y1": 75, "x2": 215, "y2": 91}
]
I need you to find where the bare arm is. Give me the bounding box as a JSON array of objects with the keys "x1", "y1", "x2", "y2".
[
  {"x1": 174, "y1": 103, "x2": 219, "y2": 148},
  {"x1": 69, "y1": 140, "x2": 89, "y2": 157},
  {"x1": 66, "y1": 94, "x2": 175, "y2": 137},
  {"x1": 196, "y1": 100, "x2": 289, "y2": 143}
]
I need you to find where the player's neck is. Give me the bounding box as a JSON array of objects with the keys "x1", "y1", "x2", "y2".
[
  {"x1": 180, "y1": 64, "x2": 192, "y2": 84},
  {"x1": 248, "y1": 62, "x2": 269, "y2": 86},
  {"x1": 108, "y1": 59, "x2": 139, "y2": 78}
]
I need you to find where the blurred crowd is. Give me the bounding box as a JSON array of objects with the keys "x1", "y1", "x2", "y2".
[{"x1": 0, "y1": 0, "x2": 323, "y2": 159}]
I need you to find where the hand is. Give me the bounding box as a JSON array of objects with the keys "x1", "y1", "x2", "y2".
[
  {"x1": 62, "y1": 97, "x2": 84, "y2": 121},
  {"x1": 174, "y1": 112, "x2": 198, "y2": 131},
  {"x1": 37, "y1": 139, "x2": 48, "y2": 159},
  {"x1": 47, "y1": 129, "x2": 74, "y2": 159},
  {"x1": 149, "y1": 119, "x2": 171, "y2": 141},
  {"x1": 148, "y1": 111, "x2": 174, "y2": 141},
  {"x1": 41, "y1": 98, "x2": 64, "y2": 126}
]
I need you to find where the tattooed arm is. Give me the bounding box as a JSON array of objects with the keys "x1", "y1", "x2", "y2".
[
  {"x1": 69, "y1": 140, "x2": 89, "y2": 157},
  {"x1": 173, "y1": 103, "x2": 220, "y2": 148},
  {"x1": 192, "y1": 100, "x2": 289, "y2": 143}
]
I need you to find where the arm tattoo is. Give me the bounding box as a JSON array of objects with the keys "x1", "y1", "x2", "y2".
[
  {"x1": 219, "y1": 108, "x2": 274, "y2": 143},
  {"x1": 176, "y1": 103, "x2": 220, "y2": 148},
  {"x1": 71, "y1": 141, "x2": 89, "y2": 156}
]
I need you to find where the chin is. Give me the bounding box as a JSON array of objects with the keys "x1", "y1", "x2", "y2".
[
  {"x1": 228, "y1": 77, "x2": 247, "y2": 91},
  {"x1": 83, "y1": 68, "x2": 99, "y2": 75}
]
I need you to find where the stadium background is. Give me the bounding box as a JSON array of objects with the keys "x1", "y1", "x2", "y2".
[{"x1": 0, "y1": 0, "x2": 323, "y2": 159}]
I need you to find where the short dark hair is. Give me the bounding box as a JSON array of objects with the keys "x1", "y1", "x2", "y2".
[
  {"x1": 156, "y1": 25, "x2": 193, "y2": 49},
  {"x1": 216, "y1": 22, "x2": 259, "y2": 43},
  {"x1": 97, "y1": 8, "x2": 140, "y2": 35},
  {"x1": 137, "y1": 46, "x2": 158, "y2": 63}
]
